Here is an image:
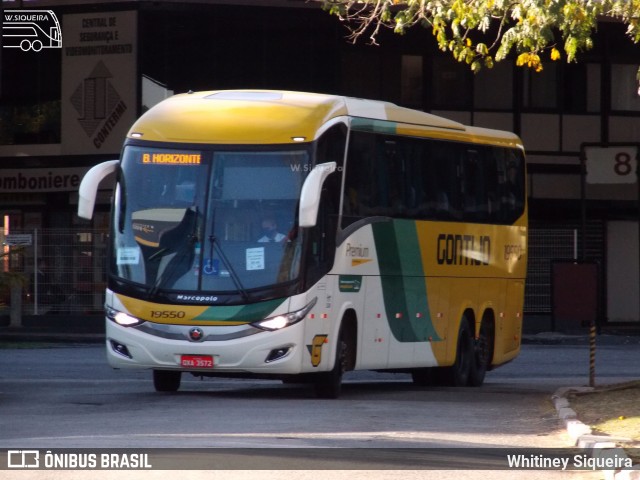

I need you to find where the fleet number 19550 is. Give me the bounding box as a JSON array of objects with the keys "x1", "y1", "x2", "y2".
[{"x1": 150, "y1": 310, "x2": 186, "y2": 319}]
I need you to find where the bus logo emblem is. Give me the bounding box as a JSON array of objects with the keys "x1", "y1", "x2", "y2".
[
  {"x1": 188, "y1": 327, "x2": 205, "y2": 342},
  {"x1": 2, "y1": 10, "x2": 62, "y2": 52}
]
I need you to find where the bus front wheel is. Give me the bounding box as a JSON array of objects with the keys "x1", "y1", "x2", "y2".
[
  {"x1": 153, "y1": 370, "x2": 182, "y2": 392},
  {"x1": 314, "y1": 325, "x2": 351, "y2": 399}
]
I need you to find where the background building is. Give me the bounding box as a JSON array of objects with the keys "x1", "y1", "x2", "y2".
[{"x1": 1, "y1": 0, "x2": 639, "y2": 330}]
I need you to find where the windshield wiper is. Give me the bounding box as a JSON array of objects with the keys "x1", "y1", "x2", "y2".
[
  {"x1": 148, "y1": 206, "x2": 199, "y2": 298},
  {"x1": 208, "y1": 205, "x2": 250, "y2": 301}
]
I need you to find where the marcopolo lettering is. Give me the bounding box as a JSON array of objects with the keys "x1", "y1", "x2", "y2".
[{"x1": 436, "y1": 233, "x2": 491, "y2": 266}]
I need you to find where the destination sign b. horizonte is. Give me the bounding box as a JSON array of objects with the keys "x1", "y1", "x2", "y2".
[{"x1": 2, "y1": 448, "x2": 636, "y2": 470}]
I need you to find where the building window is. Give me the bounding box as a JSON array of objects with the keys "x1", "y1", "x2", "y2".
[
  {"x1": 562, "y1": 63, "x2": 590, "y2": 113},
  {"x1": 522, "y1": 63, "x2": 558, "y2": 110},
  {"x1": 0, "y1": 49, "x2": 61, "y2": 145},
  {"x1": 611, "y1": 64, "x2": 640, "y2": 112},
  {"x1": 586, "y1": 64, "x2": 601, "y2": 113},
  {"x1": 430, "y1": 57, "x2": 472, "y2": 110},
  {"x1": 401, "y1": 55, "x2": 423, "y2": 108},
  {"x1": 473, "y1": 62, "x2": 513, "y2": 111},
  {"x1": 341, "y1": 48, "x2": 381, "y2": 100}
]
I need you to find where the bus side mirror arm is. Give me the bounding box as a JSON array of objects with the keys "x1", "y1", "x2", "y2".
[
  {"x1": 299, "y1": 162, "x2": 337, "y2": 228},
  {"x1": 77, "y1": 160, "x2": 119, "y2": 220}
]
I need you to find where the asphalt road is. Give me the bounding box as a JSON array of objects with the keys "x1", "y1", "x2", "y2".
[{"x1": 1, "y1": 340, "x2": 638, "y2": 479}]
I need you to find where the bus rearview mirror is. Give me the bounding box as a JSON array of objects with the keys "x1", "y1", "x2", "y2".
[
  {"x1": 78, "y1": 160, "x2": 119, "y2": 220},
  {"x1": 299, "y1": 162, "x2": 337, "y2": 228}
]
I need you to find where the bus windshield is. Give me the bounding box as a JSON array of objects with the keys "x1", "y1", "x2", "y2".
[{"x1": 111, "y1": 145, "x2": 310, "y2": 298}]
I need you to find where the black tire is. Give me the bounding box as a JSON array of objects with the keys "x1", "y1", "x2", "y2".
[
  {"x1": 469, "y1": 320, "x2": 493, "y2": 387},
  {"x1": 314, "y1": 328, "x2": 349, "y2": 399},
  {"x1": 447, "y1": 319, "x2": 474, "y2": 387},
  {"x1": 153, "y1": 370, "x2": 182, "y2": 392}
]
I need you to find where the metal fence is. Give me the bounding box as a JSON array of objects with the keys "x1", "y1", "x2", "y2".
[
  {"x1": 524, "y1": 228, "x2": 578, "y2": 314},
  {"x1": 0, "y1": 228, "x2": 108, "y2": 315},
  {"x1": 524, "y1": 221, "x2": 604, "y2": 314}
]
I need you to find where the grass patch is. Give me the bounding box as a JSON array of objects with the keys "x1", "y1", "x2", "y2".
[{"x1": 568, "y1": 380, "x2": 640, "y2": 462}]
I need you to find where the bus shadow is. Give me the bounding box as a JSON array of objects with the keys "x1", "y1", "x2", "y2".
[{"x1": 164, "y1": 378, "x2": 462, "y2": 400}]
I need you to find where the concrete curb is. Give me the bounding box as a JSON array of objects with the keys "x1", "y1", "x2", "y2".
[{"x1": 553, "y1": 387, "x2": 640, "y2": 480}]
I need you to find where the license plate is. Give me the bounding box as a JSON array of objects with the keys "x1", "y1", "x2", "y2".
[{"x1": 180, "y1": 355, "x2": 214, "y2": 368}]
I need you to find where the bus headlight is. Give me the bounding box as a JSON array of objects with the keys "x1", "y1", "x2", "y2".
[
  {"x1": 251, "y1": 297, "x2": 317, "y2": 331},
  {"x1": 106, "y1": 307, "x2": 145, "y2": 327}
]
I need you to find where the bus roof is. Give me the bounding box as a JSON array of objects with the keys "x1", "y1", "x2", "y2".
[{"x1": 128, "y1": 90, "x2": 522, "y2": 148}]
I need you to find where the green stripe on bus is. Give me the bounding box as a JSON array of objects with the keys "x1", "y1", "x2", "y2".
[
  {"x1": 372, "y1": 220, "x2": 441, "y2": 342},
  {"x1": 351, "y1": 118, "x2": 397, "y2": 135},
  {"x1": 193, "y1": 298, "x2": 286, "y2": 323}
]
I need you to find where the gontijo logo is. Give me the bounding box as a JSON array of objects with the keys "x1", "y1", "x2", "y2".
[{"x1": 2, "y1": 10, "x2": 62, "y2": 52}]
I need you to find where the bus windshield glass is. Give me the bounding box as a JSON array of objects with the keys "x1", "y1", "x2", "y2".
[{"x1": 111, "y1": 145, "x2": 310, "y2": 297}]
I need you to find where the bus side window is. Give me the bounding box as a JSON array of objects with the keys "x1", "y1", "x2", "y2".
[
  {"x1": 431, "y1": 143, "x2": 462, "y2": 220},
  {"x1": 500, "y1": 149, "x2": 525, "y2": 222},
  {"x1": 486, "y1": 147, "x2": 526, "y2": 224},
  {"x1": 462, "y1": 148, "x2": 489, "y2": 222},
  {"x1": 483, "y1": 151, "x2": 501, "y2": 222},
  {"x1": 342, "y1": 132, "x2": 375, "y2": 228}
]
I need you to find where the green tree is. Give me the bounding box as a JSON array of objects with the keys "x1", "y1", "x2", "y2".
[{"x1": 322, "y1": 0, "x2": 640, "y2": 79}]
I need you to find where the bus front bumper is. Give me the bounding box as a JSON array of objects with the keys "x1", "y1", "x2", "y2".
[{"x1": 105, "y1": 319, "x2": 307, "y2": 375}]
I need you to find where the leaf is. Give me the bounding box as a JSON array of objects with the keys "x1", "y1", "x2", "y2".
[
  {"x1": 323, "y1": 0, "x2": 639, "y2": 74},
  {"x1": 516, "y1": 53, "x2": 528, "y2": 67},
  {"x1": 476, "y1": 43, "x2": 489, "y2": 56}
]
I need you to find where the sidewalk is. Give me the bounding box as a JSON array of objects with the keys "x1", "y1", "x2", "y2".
[
  {"x1": 553, "y1": 385, "x2": 640, "y2": 480},
  {"x1": 523, "y1": 331, "x2": 640, "y2": 346}
]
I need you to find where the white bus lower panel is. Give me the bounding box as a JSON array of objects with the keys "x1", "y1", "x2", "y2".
[{"x1": 105, "y1": 319, "x2": 307, "y2": 376}]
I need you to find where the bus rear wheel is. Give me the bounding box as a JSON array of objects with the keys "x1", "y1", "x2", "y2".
[
  {"x1": 153, "y1": 370, "x2": 182, "y2": 392},
  {"x1": 447, "y1": 319, "x2": 473, "y2": 387},
  {"x1": 469, "y1": 320, "x2": 493, "y2": 387}
]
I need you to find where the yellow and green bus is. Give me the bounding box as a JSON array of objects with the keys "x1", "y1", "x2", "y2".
[{"x1": 78, "y1": 90, "x2": 527, "y2": 398}]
